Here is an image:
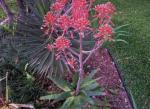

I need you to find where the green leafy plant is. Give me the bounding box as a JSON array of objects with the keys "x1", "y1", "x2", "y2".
[
  {"x1": 0, "y1": 64, "x2": 45, "y2": 105},
  {"x1": 40, "y1": 70, "x2": 104, "y2": 109}
]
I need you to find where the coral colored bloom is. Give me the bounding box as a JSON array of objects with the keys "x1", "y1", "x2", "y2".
[
  {"x1": 72, "y1": 18, "x2": 90, "y2": 31},
  {"x1": 94, "y1": 2, "x2": 116, "y2": 19},
  {"x1": 59, "y1": 0, "x2": 68, "y2": 4},
  {"x1": 52, "y1": 0, "x2": 68, "y2": 11},
  {"x1": 95, "y1": 24, "x2": 113, "y2": 38},
  {"x1": 43, "y1": 12, "x2": 56, "y2": 26},
  {"x1": 57, "y1": 15, "x2": 71, "y2": 30},
  {"x1": 54, "y1": 36, "x2": 71, "y2": 51},
  {"x1": 46, "y1": 44, "x2": 54, "y2": 51},
  {"x1": 72, "y1": 0, "x2": 89, "y2": 19},
  {"x1": 71, "y1": 0, "x2": 89, "y2": 31},
  {"x1": 72, "y1": 8, "x2": 89, "y2": 20},
  {"x1": 72, "y1": 0, "x2": 87, "y2": 8},
  {"x1": 52, "y1": 3, "x2": 64, "y2": 11}
]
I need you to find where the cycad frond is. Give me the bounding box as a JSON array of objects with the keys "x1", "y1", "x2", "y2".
[{"x1": 0, "y1": 0, "x2": 66, "y2": 78}]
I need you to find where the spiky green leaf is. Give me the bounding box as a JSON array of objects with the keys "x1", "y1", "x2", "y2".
[
  {"x1": 48, "y1": 76, "x2": 72, "y2": 92},
  {"x1": 60, "y1": 96, "x2": 75, "y2": 109},
  {"x1": 40, "y1": 91, "x2": 71, "y2": 101}
]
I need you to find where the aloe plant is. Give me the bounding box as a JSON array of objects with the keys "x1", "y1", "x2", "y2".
[{"x1": 40, "y1": 70, "x2": 103, "y2": 109}]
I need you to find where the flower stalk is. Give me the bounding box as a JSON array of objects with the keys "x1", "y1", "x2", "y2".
[
  {"x1": 76, "y1": 32, "x2": 84, "y2": 95},
  {"x1": 42, "y1": 0, "x2": 116, "y2": 96}
]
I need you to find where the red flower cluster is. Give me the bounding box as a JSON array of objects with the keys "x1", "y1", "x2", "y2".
[
  {"x1": 72, "y1": 8, "x2": 89, "y2": 20},
  {"x1": 43, "y1": 12, "x2": 56, "y2": 27},
  {"x1": 52, "y1": 0, "x2": 68, "y2": 11},
  {"x1": 43, "y1": 1, "x2": 116, "y2": 51},
  {"x1": 94, "y1": 2, "x2": 116, "y2": 24},
  {"x1": 95, "y1": 24, "x2": 113, "y2": 39},
  {"x1": 41, "y1": 12, "x2": 57, "y2": 34},
  {"x1": 57, "y1": 15, "x2": 71, "y2": 30},
  {"x1": 54, "y1": 36, "x2": 71, "y2": 51},
  {"x1": 72, "y1": 0, "x2": 87, "y2": 9},
  {"x1": 71, "y1": 0, "x2": 90, "y2": 31},
  {"x1": 46, "y1": 37, "x2": 70, "y2": 52},
  {"x1": 72, "y1": 18, "x2": 90, "y2": 31}
]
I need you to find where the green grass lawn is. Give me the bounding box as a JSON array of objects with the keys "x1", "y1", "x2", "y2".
[{"x1": 95, "y1": 0, "x2": 150, "y2": 108}]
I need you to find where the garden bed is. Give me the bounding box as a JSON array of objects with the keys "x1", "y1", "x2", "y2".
[{"x1": 87, "y1": 48, "x2": 133, "y2": 109}]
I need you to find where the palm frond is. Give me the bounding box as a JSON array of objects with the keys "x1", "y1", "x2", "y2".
[{"x1": 0, "y1": 0, "x2": 67, "y2": 78}]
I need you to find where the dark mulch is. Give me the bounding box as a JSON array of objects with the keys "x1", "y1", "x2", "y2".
[{"x1": 87, "y1": 48, "x2": 133, "y2": 109}]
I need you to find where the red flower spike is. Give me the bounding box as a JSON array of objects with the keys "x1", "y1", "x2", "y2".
[
  {"x1": 106, "y1": 2, "x2": 116, "y2": 13},
  {"x1": 52, "y1": 0, "x2": 68, "y2": 11},
  {"x1": 54, "y1": 36, "x2": 71, "y2": 51},
  {"x1": 59, "y1": 0, "x2": 68, "y2": 4},
  {"x1": 72, "y1": 0, "x2": 87, "y2": 8},
  {"x1": 94, "y1": 2, "x2": 116, "y2": 20},
  {"x1": 72, "y1": 18, "x2": 90, "y2": 31},
  {"x1": 72, "y1": 8, "x2": 89, "y2": 20},
  {"x1": 72, "y1": 0, "x2": 89, "y2": 19},
  {"x1": 43, "y1": 12, "x2": 56, "y2": 26},
  {"x1": 52, "y1": 3, "x2": 64, "y2": 11},
  {"x1": 95, "y1": 24, "x2": 113, "y2": 39},
  {"x1": 57, "y1": 15, "x2": 71, "y2": 30}
]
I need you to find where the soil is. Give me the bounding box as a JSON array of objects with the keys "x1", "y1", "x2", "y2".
[{"x1": 87, "y1": 48, "x2": 133, "y2": 109}]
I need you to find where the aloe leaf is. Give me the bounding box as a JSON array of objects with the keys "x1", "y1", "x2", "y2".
[
  {"x1": 73, "y1": 93, "x2": 95, "y2": 108},
  {"x1": 83, "y1": 82, "x2": 100, "y2": 91},
  {"x1": 71, "y1": 73, "x2": 78, "y2": 88},
  {"x1": 88, "y1": 69, "x2": 98, "y2": 79},
  {"x1": 73, "y1": 95, "x2": 86, "y2": 108},
  {"x1": 48, "y1": 76, "x2": 72, "y2": 92},
  {"x1": 81, "y1": 69, "x2": 98, "y2": 86},
  {"x1": 60, "y1": 96, "x2": 75, "y2": 109},
  {"x1": 40, "y1": 91, "x2": 71, "y2": 101},
  {"x1": 81, "y1": 74, "x2": 99, "y2": 90},
  {"x1": 85, "y1": 90, "x2": 103, "y2": 96}
]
